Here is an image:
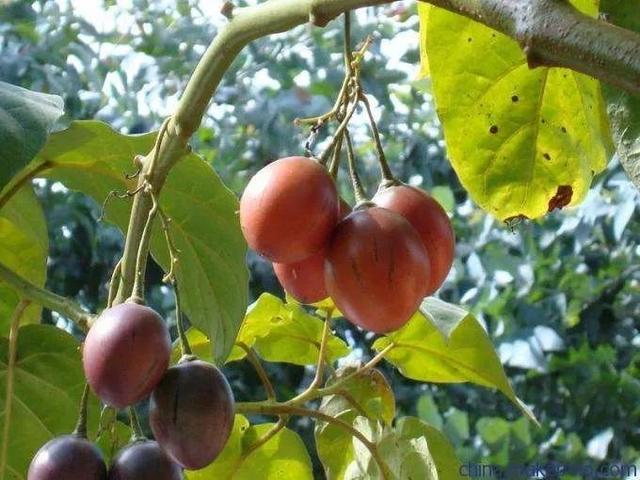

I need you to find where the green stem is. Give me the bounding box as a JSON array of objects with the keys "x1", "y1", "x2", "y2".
[
  {"x1": 128, "y1": 407, "x2": 146, "y2": 441},
  {"x1": 0, "y1": 300, "x2": 30, "y2": 477},
  {"x1": 0, "y1": 261, "x2": 94, "y2": 331},
  {"x1": 319, "y1": 97, "x2": 359, "y2": 165},
  {"x1": 174, "y1": 281, "x2": 192, "y2": 356},
  {"x1": 72, "y1": 383, "x2": 91, "y2": 438},
  {"x1": 236, "y1": 342, "x2": 275, "y2": 400},
  {"x1": 107, "y1": 259, "x2": 122, "y2": 308},
  {"x1": 129, "y1": 189, "x2": 158, "y2": 303},
  {"x1": 358, "y1": 91, "x2": 395, "y2": 183},
  {"x1": 286, "y1": 310, "x2": 333, "y2": 405},
  {"x1": 345, "y1": 129, "x2": 367, "y2": 203}
]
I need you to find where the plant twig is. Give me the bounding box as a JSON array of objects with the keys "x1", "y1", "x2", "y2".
[
  {"x1": 0, "y1": 300, "x2": 30, "y2": 477},
  {"x1": 0, "y1": 261, "x2": 94, "y2": 331},
  {"x1": 128, "y1": 407, "x2": 145, "y2": 441},
  {"x1": 286, "y1": 310, "x2": 333, "y2": 405},
  {"x1": 358, "y1": 91, "x2": 394, "y2": 182},
  {"x1": 107, "y1": 259, "x2": 122, "y2": 308},
  {"x1": 345, "y1": 129, "x2": 367, "y2": 203},
  {"x1": 236, "y1": 342, "x2": 276, "y2": 401},
  {"x1": 244, "y1": 416, "x2": 288, "y2": 456}
]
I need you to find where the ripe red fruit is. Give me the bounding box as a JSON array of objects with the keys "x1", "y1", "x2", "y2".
[
  {"x1": 108, "y1": 440, "x2": 183, "y2": 480},
  {"x1": 374, "y1": 184, "x2": 454, "y2": 295},
  {"x1": 273, "y1": 200, "x2": 351, "y2": 304},
  {"x1": 83, "y1": 302, "x2": 171, "y2": 408},
  {"x1": 240, "y1": 156, "x2": 338, "y2": 263},
  {"x1": 325, "y1": 207, "x2": 430, "y2": 333},
  {"x1": 28, "y1": 435, "x2": 107, "y2": 480},
  {"x1": 149, "y1": 359, "x2": 235, "y2": 470}
]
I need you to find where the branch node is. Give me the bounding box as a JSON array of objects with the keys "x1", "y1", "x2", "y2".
[{"x1": 221, "y1": 2, "x2": 234, "y2": 20}]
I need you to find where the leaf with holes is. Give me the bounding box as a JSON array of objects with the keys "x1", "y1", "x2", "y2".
[
  {"x1": 0, "y1": 187, "x2": 48, "y2": 332},
  {"x1": 186, "y1": 415, "x2": 313, "y2": 479},
  {"x1": 420, "y1": 1, "x2": 613, "y2": 220},
  {"x1": 373, "y1": 304, "x2": 537, "y2": 423},
  {"x1": 0, "y1": 325, "x2": 89, "y2": 479},
  {"x1": 20, "y1": 120, "x2": 248, "y2": 364},
  {"x1": 229, "y1": 293, "x2": 348, "y2": 365},
  {"x1": 0, "y1": 81, "x2": 64, "y2": 192}
]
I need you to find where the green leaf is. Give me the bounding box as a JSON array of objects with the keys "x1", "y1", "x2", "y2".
[
  {"x1": 372, "y1": 305, "x2": 537, "y2": 423},
  {"x1": 420, "y1": 297, "x2": 466, "y2": 340},
  {"x1": 315, "y1": 366, "x2": 396, "y2": 479},
  {"x1": 0, "y1": 325, "x2": 88, "y2": 479},
  {"x1": 31, "y1": 120, "x2": 248, "y2": 364},
  {"x1": 0, "y1": 187, "x2": 48, "y2": 331},
  {"x1": 416, "y1": 394, "x2": 443, "y2": 430},
  {"x1": 395, "y1": 417, "x2": 463, "y2": 480},
  {"x1": 422, "y1": 3, "x2": 612, "y2": 220},
  {"x1": 230, "y1": 293, "x2": 348, "y2": 365},
  {"x1": 186, "y1": 415, "x2": 313, "y2": 479},
  {"x1": 0, "y1": 81, "x2": 64, "y2": 192},
  {"x1": 600, "y1": 0, "x2": 640, "y2": 190}
]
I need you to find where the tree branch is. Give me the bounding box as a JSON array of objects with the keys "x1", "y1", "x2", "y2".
[
  {"x1": 425, "y1": 0, "x2": 640, "y2": 94},
  {"x1": 115, "y1": 0, "x2": 640, "y2": 304},
  {"x1": 0, "y1": 261, "x2": 94, "y2": 331}
]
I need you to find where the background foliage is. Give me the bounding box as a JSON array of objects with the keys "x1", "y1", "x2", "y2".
[{"x1": 1, "y1": 0, "x2": 639, "y2": 477}]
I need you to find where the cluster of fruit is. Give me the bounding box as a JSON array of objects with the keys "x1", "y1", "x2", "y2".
[
  {"x1": 28, "y1": 302, "x2": 234, "y2": 479},
  {"x1": 240, "y1": 155, "x2": 455, "y2": 333}
]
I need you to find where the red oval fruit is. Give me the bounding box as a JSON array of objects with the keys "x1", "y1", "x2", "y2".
[
  {"x1": 83, "y1": 302, "x2": 171, "y2": 408},
  {"x1": 108, "y1": 440, "x2": 183, "y2": 480},
  {"x1": 273, "y1": 200, "x2": 351, "y2": 304},
  {"x1": 374, "y1": 184, "x2": 454, "y2": 295},
  {"x1": 325, "y1": 207, "x2": 430, "y2": 333},
  {"x1": 149, "y1": 359, "x2": 235, "y2": 470},
  {"x1": 240, "y1": 156, "x2": 338, "y2": 263},
  {"x1": 28, "y1": 435, "x2": 107, "y2": 480}
]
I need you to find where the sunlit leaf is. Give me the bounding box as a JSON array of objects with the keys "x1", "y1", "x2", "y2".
[
  {"x1": 229, "y1": 293, "x2": 348, "y2": 365},
  {"x1": 373, "y1": 305, "x2": 537, "y2": 423},
  {"x1": 422, "y1": 2, "x2": 612, "y2": 220},
  {"x1": 186, "y1": 415, "x2": 313, "y2": 479}
]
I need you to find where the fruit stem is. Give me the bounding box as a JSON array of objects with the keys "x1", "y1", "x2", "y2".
[
  {"x1": 174, "y1": 280, "x2": 193, "y2": 356},
  {"x1": 0, "y1": 300, "x2": 30, "y2": 478},
  {"x1": 285, "y1": 309, "x2": 333, "y2": 405},
  {"x1": 318, "y1": 95, "x2": 359, "y2": 166},
  {"x1": 236, "y1": 342, "x2": 276, "y2": 401},
  {"x1": 128, "y1": 407, "x2": 146, "y2": 441},
  {"x1": 129, "y1": 185, "x2": 158, "y2": 303},
  {"x1": 358, "y1": 91, "x2": 395, "y2": 183},
  {"x1": 244, "y1": 415, "x2": 288, "y2": 456},
  {"x1": 345, "y1": 129, "x2": 368, "y2": 203},
  {"x1": 72, "y1": 383, "x2": 91, "y2": 439},
  {"x1": 107, "y1": 259, "x2": 122, "y2": 308}
]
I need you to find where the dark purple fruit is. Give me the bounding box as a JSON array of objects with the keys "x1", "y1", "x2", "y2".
[
  {"x1": 108, "y1": 440, "x2": 183, "y2": 480},
  {"x1": 149, "y1": 359, "x2": 234, "y2": 470},
  {"x1": 83, "y1": 302, "x2": 171, "y2": 408},
  {"x1": 28, "y1": 434, "x2": 107, "y2": 480}
]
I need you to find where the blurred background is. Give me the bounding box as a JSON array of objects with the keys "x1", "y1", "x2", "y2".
[{"x1": 2, "y1": 0, "x2": 639, "y2": 477}]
